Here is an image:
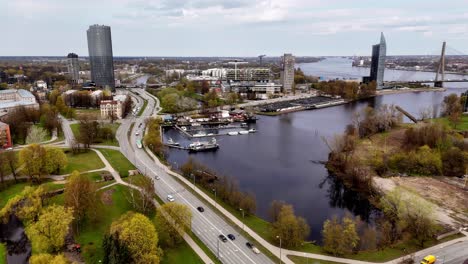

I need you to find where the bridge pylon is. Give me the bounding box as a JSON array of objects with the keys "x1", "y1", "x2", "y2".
[{"x1": 434, "y1": 41, "x2": 446, "y2": 88}]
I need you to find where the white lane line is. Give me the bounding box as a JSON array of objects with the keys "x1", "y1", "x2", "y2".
[{"x1": 137, "y1": 153, "x2": 254, "y2": 264}]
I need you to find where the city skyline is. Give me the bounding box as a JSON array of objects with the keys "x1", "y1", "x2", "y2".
[{"x1": 1, "y1": 0, "x2": 468, "y2": 56}]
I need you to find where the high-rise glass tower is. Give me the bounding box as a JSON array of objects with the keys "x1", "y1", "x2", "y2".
[
  {"x1": 67, "y1": 53, "x2": 80, "y2": 84},
  {"x1": 369, "y1": 32, "x2": 386, "y2": 89},
  {"x1": 87, "y1": 24, "x2": 115, "y2": 90}
]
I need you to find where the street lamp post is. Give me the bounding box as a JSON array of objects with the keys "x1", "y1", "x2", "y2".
[
  {"x1": 212, "y1": 188, "x2": 217, "y2": 208},
  {"x1": 276, "y1": 236, "x2": 282, "y2": 264},
  {"x1": 239, "y1": 208, "x2": 245, "y2": 231},
  {"x1": 191, "y1": 173, "x2": 195, "y2": 186}
]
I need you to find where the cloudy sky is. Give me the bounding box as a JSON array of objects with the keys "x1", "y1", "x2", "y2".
[{"x1": 1, "y1": 0, "x2": 467, "y2": 56}]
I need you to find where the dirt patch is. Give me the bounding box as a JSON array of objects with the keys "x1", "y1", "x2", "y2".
[{"x1": 101, "y1": 188, "x2": 115, "y2": 205}]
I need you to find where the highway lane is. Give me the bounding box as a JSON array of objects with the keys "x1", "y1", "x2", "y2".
[
  {"x1": 117, "y1": 88, "x2": 273, "y2": 264},
  {"x1": 412, "y1": 239, "x2": 468, "y2": 264}
]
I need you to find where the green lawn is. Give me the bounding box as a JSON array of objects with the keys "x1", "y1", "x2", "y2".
[
  {"x1": 70, "y1": 123, "x2": 120, "y2": 146},
  {"x1": 433, "y1": 114, "x2": 468, "y2": 131},
  {"x1": 0, "y1": 243, "x2": 6, "y2": 264},
  {"x1": 0, "y1": 181, "x2": 29, "y2": 208},
  {"x1": 74, "y1": 184, "x2": 134, "y2": 263},
  {"x1": 138, "y1": 99, "x2": 148, "y2": 116},
  {"x1": 97, "y1": 149, "x2": 135, "y2": 177},
  {"x1": 288, "y1": 255, "x2": 344, "y2": 264},
  {"x1": 61, "y1": 150, "x2": 105, "y2": 175},
  {"x1": 80, "y1": 171, "x2": 109, "y2": 182},
  {"x1": 161, "y1": 242, "x2": 204, "y2": 264}
]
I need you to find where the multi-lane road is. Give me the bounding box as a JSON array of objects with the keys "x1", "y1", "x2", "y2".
[{"x1": 116, "y1": 88, "x2": 273, "y2": 264}]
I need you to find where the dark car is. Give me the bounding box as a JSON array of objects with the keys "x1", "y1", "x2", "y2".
[
  {"x1": 218, "y1": 235, "x2": 228, "y2": 242},
  {"x1": 246, "y1": 242, "x2": 253, "y2": 249},
  {"x1": 197, "y1": 206, "x2": 204, "y2": 212},
  {"x1": 227, "y1": 234, "x2": 235, "y2": 241}
]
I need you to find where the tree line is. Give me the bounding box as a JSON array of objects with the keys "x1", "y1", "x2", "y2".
[{"x1": 312, "y1": 80, "x2": 377, "y2": 100}]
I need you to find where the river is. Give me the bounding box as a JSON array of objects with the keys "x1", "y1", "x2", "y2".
[
  {"x1": 0, "y1": 215, "x2": 31, "y2": 264},
  {"x1": 163, "y1": 58, "x2": 467, "y2": 241}
]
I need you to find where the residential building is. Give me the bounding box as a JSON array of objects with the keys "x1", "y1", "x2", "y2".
[
  {"x1": 0, "y1": 121, "x2": 12, "y2": 148},
  {"x1": 202, "y1": 68, "x2": 227, "y2": 78},
  {"x1": 100, "y1": 100, "x2": 122, "y2": 119},
  {"x1": 36, "y1": 80, "x2": 48, "y2": 90},
  {"x1": 369, "y1": 32, "x2": 386, "y2": 89},
  {"x1": 226, "y1": 68, "x2": 271, "y2": 82},
  {"x1": 281, "y1": 53, "x2": 295, "y2": 93},
  {"x1": 67, "y1": 53, "x2": 80, "y2": 84},
  {"x1": 87, "y1": 24, "x2": 115, "y2": 90},
  {"x1": 0, "y1": 71, "x2": 7, "y2": 83},
  {"x1": 0, "y1": 89, "x2": 39, "y2": 116}
]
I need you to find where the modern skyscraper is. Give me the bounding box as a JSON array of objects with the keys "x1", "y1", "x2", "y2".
[
  {"x1": 369, "y1": 32, "x2": 386, "y2": 89},
  {"x1": 67, "y1": 53, "x2": 80, "y2": 84},
  {"x1": 87, "y1": 24, "x2": 115, "y2": 90},
  {"x1": 281, "y1": 53, "x2": 295, "y2": 93}
]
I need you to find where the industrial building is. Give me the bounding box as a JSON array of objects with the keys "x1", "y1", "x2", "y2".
[{"x1": 87, "y1": 24, "x2": 115, "y2": 90}]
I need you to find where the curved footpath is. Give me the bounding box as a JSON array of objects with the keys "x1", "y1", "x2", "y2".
[{"x1": 142, "y1": 90, "x2": 468, "y2": 264}]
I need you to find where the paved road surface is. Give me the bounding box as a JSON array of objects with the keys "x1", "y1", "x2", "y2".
[{"x1": 117, "y1": 88, "x2": 274, "y2": 264}]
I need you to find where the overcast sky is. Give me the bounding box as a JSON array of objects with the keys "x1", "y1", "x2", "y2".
[{"x1": 1, "y1": 0, "x2": 467, "y2": 56}]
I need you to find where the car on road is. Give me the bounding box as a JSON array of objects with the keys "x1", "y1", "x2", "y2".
[
  {"x1": 420, "y1": 255, "x2": 436, "y2": 264},
  {"x1": 227, "y1": 234, "x2": 235, "y2": 241},
  {"x1": 197, "y1": 206, "x2": 204, "y2": 212},
  {"x1": 135, "y1": 131, "x2": 140, "y2": 136},
  {"x1": 246, "y1": 242, "x2": 260, "y2": 254},
  {"x1": 218, "y1": 235, "x2": 228, "y2": 242},
  {"x1": 166, "y1": 195, "x2": 175, "y2": 202},
  {"x1": 155, "y1": 176, "x2": 160, "y2": 180}
]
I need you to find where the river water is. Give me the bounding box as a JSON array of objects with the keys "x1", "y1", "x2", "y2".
[
  {"x1": 0, "y1": 215, "x2": 31, "y2": 264},
  {"x1": 163, "y1": 58, "x2": 467, "y2": 241}
]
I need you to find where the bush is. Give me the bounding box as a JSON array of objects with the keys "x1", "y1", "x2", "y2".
[
  {"x1": 389, "y1": 146, "x2": 442, "y2": 176},
  {"x1": 441, "y1": 147, "x2": 467, "y2": 177}
]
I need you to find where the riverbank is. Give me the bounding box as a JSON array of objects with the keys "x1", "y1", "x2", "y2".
[{"x1": 376, "y1": 87, "x2": 446, "y2": 96}]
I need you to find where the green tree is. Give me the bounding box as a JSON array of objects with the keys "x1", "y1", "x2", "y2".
[
  {"x1": 271, "y1": 204, "x2": 310, "y2": 247},
  {"x1": 442, "y1": 93, "x2": 462, "y2": 128},
  {"x1": 30, "y1": 253, "x2": 68, "y2": 264},
  {"x1": 64, "y1": 171, "x2": 98, "y2": 229},
  {"x1": 110, "y1": 212, "x2": 161, "y2": 263},
  {"x1": 155, "y1": 203, "x2": 192, "y2": 247},
  {"x1": 26, "y1": 126, "x2": 48, "y2": 144},
  {"x1": 441, "y1": 147, "x2": 467, "y2": 177},
  {"x1": 44, "y1": 147, "x2": 68, "y2": 175},
  {"x1": 19, "y1": 144, "x2": 47, "y2": 181},
  {"x1": 102, "y1": 233, "x2": 132, "y2": 264},
  {"x1": 322, "y1": 215, "x2": 359, "y2": 256},
  {"x1": 26, "y1": 205, "x2": 74, "y2": 253}
]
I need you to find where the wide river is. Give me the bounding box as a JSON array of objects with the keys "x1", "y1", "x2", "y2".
[{"x1": 163, "y1": 58, "x2": 467, "y2": 241}]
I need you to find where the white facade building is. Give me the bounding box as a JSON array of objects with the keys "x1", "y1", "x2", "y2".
[
  {"x1": 100, "y1": 100, "x2": 123, "y2": 119},
  {"x1": 0, "y1": 89, "x2": 39, "y2": 115}
]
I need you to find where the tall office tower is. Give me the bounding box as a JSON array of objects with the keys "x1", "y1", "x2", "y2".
[
  {"x1": 67, "y1": 53, "x2": 80, "y2": 84},
  {"x1": 369, "y1": 32, "x2": 386, "y2": 89},
  {"x1": 281, "y1": 53, "x2": 295, "y2": 93},
  {"x1": 87, "y1": 24, "x2": 115, "y2": 90}
]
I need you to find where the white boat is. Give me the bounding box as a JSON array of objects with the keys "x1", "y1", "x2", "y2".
[
  {"x1": 193, "y1": 132, "x2": 207, "y2": 137},
  {"x1": 239, "y1": 131, "x2": 249, "y2": 135},
  {"x1": 207, "y1": 133, "x2": 214, "y2": 136},
  {"x1": 228, "y1": 131, "x2": 239, "y2": 136},
  {"x1": 167, "y1": 138, "x2": 180, "y2": 146},
  {"x1": 248, "y1": 128, "x2": 257, "y2": 133},
  {"x1": 181, "y1": 126, "x2": 187, "y2": 131}
]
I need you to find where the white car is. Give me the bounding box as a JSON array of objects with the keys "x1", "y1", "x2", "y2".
[
  {"x1": 166, "y1": 195, "x2": 175, "y2": 202},
  {"x1": 135, "y1": 131, "x2": 140, "y2": 136},
  {"x1": 155, "y1": 176, "x2": 160, "y2": 180},
  {"x1": 252, "y1": 247, "x2": 260, "y2": 254}
]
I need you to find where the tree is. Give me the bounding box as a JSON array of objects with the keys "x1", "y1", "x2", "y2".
[
  {"x1": 44, "y1": 147, "x2": 68, "y2": 175},
  {"x1": 102, "y1": 233, "x2": 132, "y2": 264},
  {"x1": 30, "y1": 254, "x2": 68, "y2": 264},
  {"x1": 122, "y1": 95, "x2": 134, "y2": 118},
  {"x1": 19, "y1": 144, "x2": 47, "y2": 181},
  {"x1": 77, "y1": 114, "x2": 99, "y2": 148},
  {"x1": 442, "y1": 93, "x2": 462, "y2": 128},
  {"x1": 271, "y1": 204, "x2": 310, "y2": 247},
  {"x1": 109, "y1": 212, "x2": 161, "y2": 263},
  {"x1": 155, "y1": 203, "x2": 192, "y2": 247},
  {"x1": 25, "y1": 126, "x2": 48, "y2": 144},
  {"x1": 3, "y1": 150, "x2": 18, "y2": 182},
  {"x1": 322, "y1": 215, "x2": 359, "y2": 256},
  {"x1": 125, "y1": 176, "x2": 155, "y2": 215},
  {"x1": 64, "y1": 170, "x2": 97, "y2": 230},
  {"x1": 239, "y1": 192, "x2": 256, "y2": 215},
  {"x1": 441, "y1": 147, "x2": 467, "y2": 177},
  {"x1": 26, "y1": 205, "x2": 74, "y2": 253}
]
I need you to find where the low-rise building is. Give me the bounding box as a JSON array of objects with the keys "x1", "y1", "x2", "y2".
[
  {"x1": 0, "y1": 121, "x2": 12, "y2": 149},
  {"x1": 100, "y1": 100, "x2": 123, "y2": 119},
  {"x1": 36, "y1": 80, "x2": 48, "y2": 90},
  {"x1": 0, "y1": 89, "x2": 39, "y2": 115}
]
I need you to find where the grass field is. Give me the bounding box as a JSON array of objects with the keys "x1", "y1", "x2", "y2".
[
  {"x1": 70, "y1": 123, "x2": 120, "y2": 146},
  {"x1": 97, "y1": 149, "x2": 135, "y2": 177},
  {"x1": 434, "y1": 114, "x2": 468, "y2": 131},
  {"x1": 288, "y1": 255, "x2": 344, "y2": 264},
  {"x1": 0, "y1": 243, "x2": 6, "y2": 264},
  {"x1": 161, "y1": 242, "x2": 204, "y2": 264},
  {"x1": 80, "y1": 171, "x2": 109, "y2": 182},
  {"x1": 138, "y1": 99, "x2": 148, "y2": 116},
  {"x1": 0, "y1": 181, "x2": 29, "y2": 208},
  {"x1": 61, "y1": 150, "x2": 105, "y2": 174}
]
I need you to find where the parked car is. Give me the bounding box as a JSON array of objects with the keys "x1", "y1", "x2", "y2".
[
  {"x1": 218, "y1": 235, "x2": 228, "y2": 242},
  {"x1": 420, "y1": 255, "x2": 436, "y2": 264},
  {"x1": 227, "y1": 234, "x2": 235, "y2": 241},
  {"x1": 166, "y1": 195, "x2": 175, "y2": 202},
  {"x1": 197, "y1": 206, "x2": 204, "y2": 212}
]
